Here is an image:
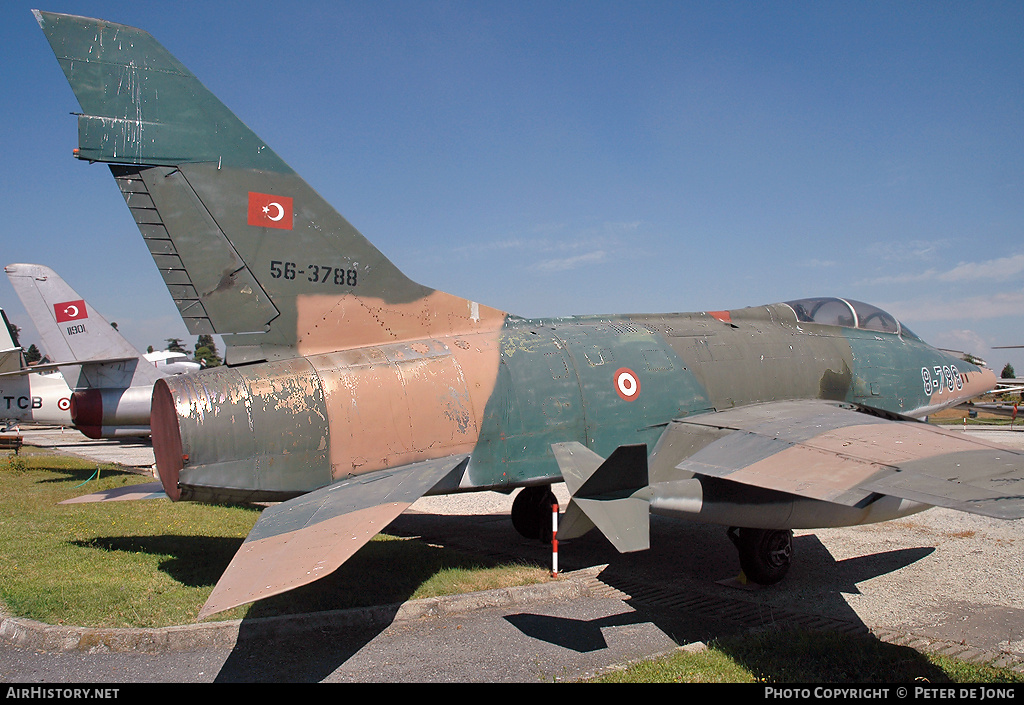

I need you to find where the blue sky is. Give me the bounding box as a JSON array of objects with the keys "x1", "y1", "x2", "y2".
[{"x1": 2, "y1": 1, "x2": 1023, "y2": 373}]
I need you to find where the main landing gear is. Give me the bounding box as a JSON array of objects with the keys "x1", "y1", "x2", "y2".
[
  {"x1": 727, "y1": 527, "x2": 793, "y2": 585},
  {"x1": 511, "y1": 487, "x2": 795, "y2": 588},
  {"x1": 511, "y1": 485, "x2": 557, "y2": 542}
]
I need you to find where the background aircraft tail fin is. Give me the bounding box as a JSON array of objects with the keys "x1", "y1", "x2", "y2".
[
  {"x1": 5, "y1": 263, "x2": 161, "y2": 389},
  {"x1": 0, "y1": 308, "x2": 24, "y2": 375},
  {"x1": 35, "y1": 11, "x2": 506, "y2": 365}
]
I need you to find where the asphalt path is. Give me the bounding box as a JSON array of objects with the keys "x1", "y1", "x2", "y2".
[{"x1": 2, "y1": 425, "x2": 1023, "y2": 683}]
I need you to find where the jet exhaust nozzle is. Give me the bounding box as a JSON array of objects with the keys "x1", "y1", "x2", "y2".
[
  {"x1": 70, "y1": 387, "x2": 153, "y2": 428},
  {"x1": 150, "y1": 361, "x2": 332, "y2": 504}
]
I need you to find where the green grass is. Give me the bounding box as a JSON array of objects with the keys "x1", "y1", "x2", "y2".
[
  {"x1": 0, "y1": 448, "x2": 550, "y2": 628},
  {"x1": 932, "y1": 416, "x2": 1022, "y2": 426},
  {"x1": 589, "y1": 629, "x2": 1024, "y2": 683}
]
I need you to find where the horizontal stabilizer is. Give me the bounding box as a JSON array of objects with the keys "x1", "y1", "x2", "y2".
[
  {"x1": 667, "y1": 400, "x2": 1024, "y2": 519},
  {"x1": 551, "y1": 442, "x2": 651, "y2": 553},
  {"x1": 0, "y1": 357, "x2": 140, "y2": 378},
  {"x1": 199, "y1": 454, "x2": 470, "y2": 620}
]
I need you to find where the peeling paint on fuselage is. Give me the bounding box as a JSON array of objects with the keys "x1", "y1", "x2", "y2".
[{"x1": 157, "y1": 299, "x2": 994, "y2": 504}]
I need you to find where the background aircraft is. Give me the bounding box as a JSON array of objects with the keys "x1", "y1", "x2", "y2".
[
  {"x1": 0, "y1": 306, "x2": 72, "y2": 429},
  {"x1": 35, "y1": 11, "x2": 1023, "y2": 621},
  {"x1": 143, "y1": 349, "x2": 202, "y2": 375},
  {"x1": 5, "y1": 262, "x2": 200, "y2": 438}
]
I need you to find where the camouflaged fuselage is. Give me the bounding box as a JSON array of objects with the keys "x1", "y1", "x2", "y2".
[{"x1": 152, "y1": 302, "x2": 993, "y2": 504}]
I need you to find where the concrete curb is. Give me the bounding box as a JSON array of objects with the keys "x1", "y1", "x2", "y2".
[
  {"x1": 871, "y1": 627, "x2": 1024, "y2": 675},
  {"x1": 0, "y1": 568, "x2": 598, "y2": 654},
  {"x1": 4, "y1": 565, "x2": 1022, "y2": 676}
]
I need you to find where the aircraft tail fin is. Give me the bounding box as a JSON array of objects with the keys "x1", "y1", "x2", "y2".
[
  {"x1": 0, "y1": 308, "x2": 24, "y2": 375},
  {"x1": 4, "y1": 263, "x2": 161, "y2": 389},
  {"x1": 35, "y1": 11, "x2": 506, "y2": 365},
  {"x1": 551, "y1": 442, "x2": 651, "y2": 553}
]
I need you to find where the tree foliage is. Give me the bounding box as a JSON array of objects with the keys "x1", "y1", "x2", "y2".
[
  {"x1": 194, "y1": 334, "x2": 222, "y2": 368},
  {"x1": 165, "y1": 338, "x2": 186, "y2": 354}
]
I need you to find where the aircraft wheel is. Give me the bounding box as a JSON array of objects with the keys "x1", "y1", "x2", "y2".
[
  {"x1": 511, "y1": 485, "x2": 556, "y2": 542},
  {"x1": 728, "y1": 527, "x2": 793, "y2": 585}
]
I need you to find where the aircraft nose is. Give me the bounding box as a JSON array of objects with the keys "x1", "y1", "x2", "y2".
[{"x1": 962, "y1": 366, "x2": 998, "y2": 400}]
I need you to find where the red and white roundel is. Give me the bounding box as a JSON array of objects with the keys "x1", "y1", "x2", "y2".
[
  {"x1": 57, "y1": 398, "x2": 71, "y2": 411},
  {"x1": 614, "y1": 367, "x2": 640, "y2": 401}
]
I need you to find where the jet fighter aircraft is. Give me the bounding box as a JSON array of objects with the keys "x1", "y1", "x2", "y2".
[
  {"x1": 0, "y1": 306, "x2": 72, "y2": 429},
  {"x1": 5, "y1": 262, "x2": 200, "y2": 438},
  {"x1": 34, "y1": 11, "x2": 1024, "y2": 621}
]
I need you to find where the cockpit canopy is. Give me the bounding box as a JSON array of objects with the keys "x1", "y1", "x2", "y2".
[{"x1": 783, "y1": 297, "x2": 919, "y2": 339}]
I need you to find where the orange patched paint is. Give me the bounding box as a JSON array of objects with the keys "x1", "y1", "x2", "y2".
[
  {"x1": 294, "y1": 291, "x2": 509, "y2": 479},
  {"x1": 294, "y1": 290, "x2": 508, "y2": 357},
  {"x1": 309, "y1": 337, "x2": 498, "y2": 479}
]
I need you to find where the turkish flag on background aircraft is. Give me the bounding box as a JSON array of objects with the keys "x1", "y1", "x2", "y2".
[
  {"x1": 247, "y1": 192, "x2": 294, "y2": 230},
  {"x1": 54, "y1": 300, "x2": 88, "y2": 323}
]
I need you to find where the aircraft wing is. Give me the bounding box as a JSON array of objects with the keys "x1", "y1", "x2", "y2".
[
  {"x1": 198, "y1": 454, "x2": 470, "y2": 620},
  {"x1": 994, "y1": 382, "x2": 1024, "y2": 394},
  {"x1": 0, "y1": 357, "x2": 141, "y2": 378},
  {"x1": 961, "y1": 402, "x2": 1020, "y2": 418},
  {"x1": 665, "y1": 400, "x2": 1024, "y2": 520}
]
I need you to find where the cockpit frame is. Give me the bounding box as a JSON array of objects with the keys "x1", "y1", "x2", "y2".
[{"x1": 782, "y1": 297, "x2": 919, "y2": 340}]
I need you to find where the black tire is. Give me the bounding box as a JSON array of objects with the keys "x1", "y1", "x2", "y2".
[
  {"x1": 511, "y1": 485, "x2": 557, "y2": 541},
  {"x1": 731, "y1": 528, "x2": 793, "y2": 585}
]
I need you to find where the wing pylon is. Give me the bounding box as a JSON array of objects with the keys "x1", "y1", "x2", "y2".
[{"x1": 551, "y1": 442, "x2": 651, "y2": 553}]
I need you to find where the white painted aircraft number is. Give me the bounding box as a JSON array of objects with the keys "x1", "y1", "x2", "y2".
[{"x1": 921, "y1": 365, "x2": 963, "y2": 396}]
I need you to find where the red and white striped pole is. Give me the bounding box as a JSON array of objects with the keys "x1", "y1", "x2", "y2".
[{"x1": 551, "y1": 501, "x2": 559, "y2": 577}]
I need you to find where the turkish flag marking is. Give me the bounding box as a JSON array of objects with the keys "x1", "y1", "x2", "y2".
[
  {"x1": 54, "y1": 300, "x2": 88, "y2": 323},
  {"x1": 247, "y1": 192, "x2": 294, "y2": 230}
]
